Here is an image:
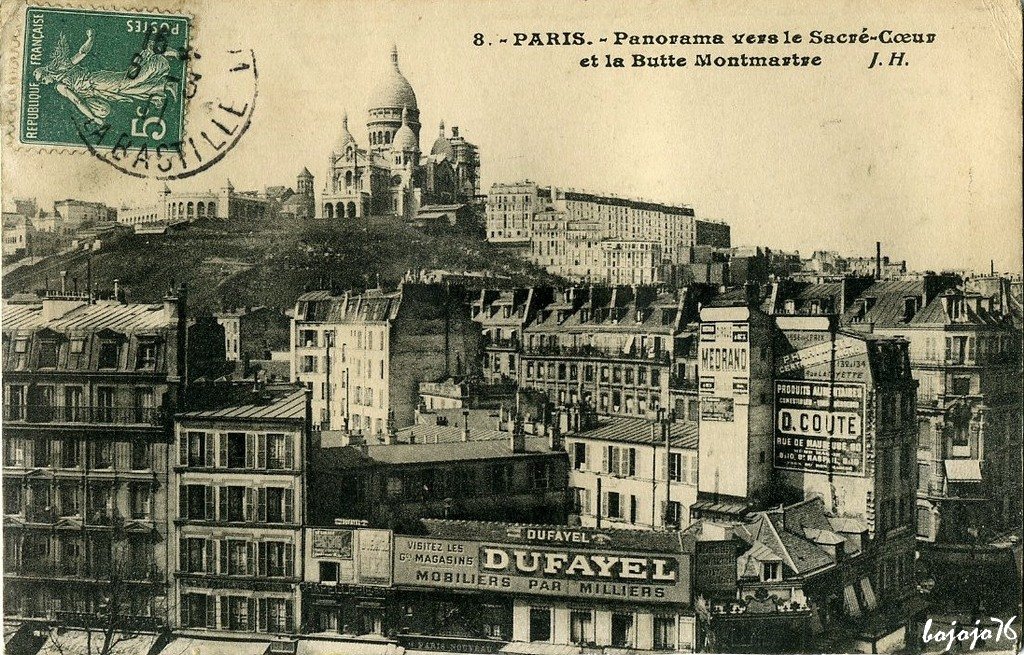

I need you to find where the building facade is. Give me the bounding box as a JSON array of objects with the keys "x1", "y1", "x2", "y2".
[
  {"x1": 2, "y1": 291, "x2": 186, "y2": 626},
  {"x1": 291, "y1": 283, "x2": 480, "y2": 435},
  {"x1": 308, "y1": 425, "x2": 570, "y2": 532},
  {"x1": 564, "y1": 416, "x2": 699, "y2": 532},
  {"x1": 3, "y1": 212, "x2": 31, "y2": 257},
  {"x1": 117, "y1": 179, "x2": 275, "y2": 228},
  {"x1": 51, "y1": 199, "x2": 117, "y2": 234},
  {"x1": 486, "y1": 182, "x2": 730, "y2": 283},
  {"x1": 172, "y1": 385, "x2": 309, "y2": 635}
]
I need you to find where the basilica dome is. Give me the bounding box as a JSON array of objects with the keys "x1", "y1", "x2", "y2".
[
  {"x1": 392, "y1": 107, "x2": 418, "y2": 152},
  {"x1": 369, "y1": 45, "x2": 418, "y2": 112}
]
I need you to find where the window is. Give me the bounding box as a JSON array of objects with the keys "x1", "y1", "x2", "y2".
[
  {"x1": 665, "y1": 501, "x2": 682, "y2": 527},
  {"x1": 67, "y1": 338, "x2": 84, "y2": 354},
  {"x1": 223, "y1": 596, "x2": 253, "y2": 631},
  {"x1": 87, "y1": 483, "x2": 112, "y2": 524},
  {"x1": 612, "y1": 367, "x2": 622, "y2": 383},
  {"x1": 606, "y1": 446, "x2": 637, "y2": 477},
  {"x1": 133, "y1": 388, "x2": 154, "y2": 423},
  {"x1": 14, "y1": 338, "x2": 28, "y2": 354},
  {"x1": 185, "y1": 431, "x2": 211, "y2": 467},
  {"x1": 263, "y1": 541, "x2": 292, "y2": 577},
  {"x1": 653, "y1": 616, "x2": 677, "y2": 650},
  {"x1": 180, "y1": 538, "x2": 208, "y2": 573},
  {"x1": 319, "y1": 561, "x2": 340, "y2": 583},
  {"x1": 131, "y1": 439, "x2": 149, "y2": 470},
  {"x1": 130, "y1": 484, "x2": 152, "y2": 519},
  {"x1": 98, "y1": 341, "x2": 119, "y2": 369},
  {"x1": 951, "y1": 376, "x2": 971, "y2": 396},
  {"x1": 38, "y1": 341, "x2": 58, "y2": 368},
  {"x1": 300, "y1": 356, "x2": 317, "y2": 373},
  {"x1": 569, "y1": 610, "x2": 593, "y2": 645},
  {"x1": 263, "y1": 487, "x2": 293, "y2": 524},
  {"x1": 606, "y1": 491, "x2": 623, "y2": 519},
  {"x1": 572, "y1": 442, "x2": 587, "y2": 470},
  {"x1": 261, "y1": 598, "x2": 293, "y2": 633},
  {"x1": 222, "y1": 540, "x2": 251, "y2": 575},
  {"x1": 762, "y1": 562, "x2": 781, "y2": 581},
  {"x1": 180, "y1": 484, "x2": 214, "y2": 520},
  {"x1": 226, "y1": 432, "x2": 246, "y2": 469},
  {"x1": 572, "y1": 487, "x2": 591, "y2": 515},
  {"x1": 668, "y1": 452, "x2": 682, "y2": 482},
  {"x1": 612, "y1": 613, "x2": 635, "y2": 648},
  {"x1": 96, "y1": 387, "x2": 115, "y2": 422},
  {"x1": 651, "y1": 368, "x2": 661, "y2": 385},
  {"x1": 531, "y1": 462, "x2": 552, "y2": 490},
  {"x1": 900, "y1": 444, "x2": 911, "y2": 479},
  {"x1": 266, "y1": 431, "x2": 290, "y2": 468},
  {"x1": 32, "y1": 436, "x2": 50, "y2": 468},
  {"x1": 183, "y1": 594, "x2": 214, "y2": 629},
  {"x1": 136, "y1": 341, "x2": 157, "y2": 369},
  {"x1": 625, "y1": 368, "x2": 634, "y2": 384},
  {"x1": 529, "y1": 607, "x2": 552, "y2": 642},
  {"x1": 221, "y1": 486, "x2": 246, "y2": 522},
  {"x1": 299, "y1": 330, "x2": 318, "y2": 347},
  {"x1": 64, "y1": 387, "x2": 84, "y2": 422},
  {"x1": 92, "y1": 441, "x2": 112, "y2": 469}
]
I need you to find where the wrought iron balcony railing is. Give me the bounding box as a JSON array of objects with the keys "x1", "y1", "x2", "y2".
[{"x1": 3, "y1": 404, "x2": 166, "y2": 427}]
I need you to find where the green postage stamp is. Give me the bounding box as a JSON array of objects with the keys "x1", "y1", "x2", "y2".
[{"x1": 20, "y1": 6, "x2": 190, "y2": 149}]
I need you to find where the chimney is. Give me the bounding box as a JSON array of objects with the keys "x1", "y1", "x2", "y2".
[
  {"x1": 451, "y1": 126, "x2": 459, "y2": 138},
  {"x1": 60, "y1": 270, "x2": 67, "y2": 294},
  {"x1": 462, "y1": 408, "x2": 470, "y2": 442},
  {"x1": 549, "y1": 421, "x2": 563, "y2": 452},
  {"x1": 510, "y1": 414, "x2": 526, "y2": 454},
  {"x1": 875, "y1": 242, "x2": 881, "y2": 279},
  {"x1": 113, "y1": 278, "x2": 120, "y2": 301}
]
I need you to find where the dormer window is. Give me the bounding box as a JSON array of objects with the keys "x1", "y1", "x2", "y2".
[
  {"x1": 14, "y1": 338, "x2": 28, "y2": 354},
  {"x1": 784, "y1": 300, "x2": 796, "y2": 315},
  {"x1": 38, "y1": 341, "x2": 58, "y2": 368},
  {"x1": 69, "y1": 338, "x2": 85, "y2": 354},
  {"x1": 136, "y1": 341, "x2": 158, "y2": 369},
  {"x1": 98, "y1": 341, "x2": 119, "y2": 369},
  {"x1": 762, "y1": 562, "x2": 781, "y2": 582},
  {"x1": 903, "y1": 297, "x2": 919, "y2": 322},
  {"x1": 809, "y1": 300, "x2": 821, "y2": 314}
]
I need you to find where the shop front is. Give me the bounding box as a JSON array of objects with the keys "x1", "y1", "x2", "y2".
[{"x1": 391, "y1": 521, "x2": 696, "y2": 653}]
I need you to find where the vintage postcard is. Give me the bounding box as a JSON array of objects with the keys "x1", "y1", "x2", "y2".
[{"x1": 1, "y1": 1, "x2": 1021, "y2": 654}]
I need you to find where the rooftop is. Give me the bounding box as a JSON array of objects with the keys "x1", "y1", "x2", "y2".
[
  {"x1": 314, "y1": 434, "x2": 561, "y2": 469},
  {"x1": 569, "y1": 417, "x2": 698, "y2": 450},
  {"x1": 2, "y1": 297, "x2": 176, "y2": 334},
  {"x1": 178, "y1": 386, "x2": 307, "y2": 422}
]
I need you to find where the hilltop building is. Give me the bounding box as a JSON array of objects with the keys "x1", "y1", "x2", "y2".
[{"x1": 321, "y1": 46, "x2": 480, "y2": 221}]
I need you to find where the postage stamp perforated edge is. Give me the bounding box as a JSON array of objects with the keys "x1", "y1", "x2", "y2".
[{"x1": 1, "y1": 0, "x2": 196, "y2": 156}]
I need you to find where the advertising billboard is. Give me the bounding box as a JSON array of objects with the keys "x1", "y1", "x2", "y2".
[
  {"x1": 306, "y1": 528, "x2": 393, "y2": 586},
  {"x1": 774, "y1": 380, "x2": 866, "y2": 475},
  {"x1": 393, "y1": 535, "x2": 690, "y2": 605}
]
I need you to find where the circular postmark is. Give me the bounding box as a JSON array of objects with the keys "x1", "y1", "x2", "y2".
[{"x1": 74, "y1": 39, "x2": 258, "y2": 180}]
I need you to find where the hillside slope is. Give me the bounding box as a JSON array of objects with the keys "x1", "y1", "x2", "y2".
[{"x1": 2, "y1": 217, "x2": 560, "y2": 312}]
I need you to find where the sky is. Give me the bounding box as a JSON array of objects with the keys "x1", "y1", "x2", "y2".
[{"x1": 2, "y1": 0, "x2": 1021, "y2": 274}]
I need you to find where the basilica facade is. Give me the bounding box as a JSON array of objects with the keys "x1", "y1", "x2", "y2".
[{"x1": 321, "y1": 46, "x2": 480, "y2": 220}]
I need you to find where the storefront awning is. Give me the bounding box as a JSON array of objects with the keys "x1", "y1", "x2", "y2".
[
  {"x1": 39, "y1": 629, "x2": 160, "y2": 655},
  {"x1": 944, "y1": 459, "x2": 983, "y2": 482},
  {"x1": 157, "y1": 636, "x2": 271, "y2": 655},
  {"x1": 500, "y1": 643, "x2": 582, "y2": 655}
]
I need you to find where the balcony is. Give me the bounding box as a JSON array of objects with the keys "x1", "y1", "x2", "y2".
[
  {"x1": 483, "y1": 336, "x2": 520, "y2": 350},
  {"x1": 524, "y1": 344, "x2": 672, "y2": 363},
  {"x1": 3, "y1": 404, "x2": 166, "y2": 427}
]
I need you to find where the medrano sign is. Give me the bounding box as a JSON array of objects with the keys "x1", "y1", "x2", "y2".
[{"x1": 393, "y1": 536, "x2": 690, "y2": 604}]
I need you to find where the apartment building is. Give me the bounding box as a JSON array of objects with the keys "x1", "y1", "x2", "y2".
[
  {"x1": 486, "y1": 182, "x2": 730, "y2": 284},
  {"x1": 292, "y1": 283, "x2": 480, "y2": 437},
  {"x1": 172, "y1": 384, "x2": 309, "y2": 635},
  {"x1": 2, "y1": 290, "x2": 186, "y2": 625},
  {"x1": 840, "y1": 280, "x2": 1022, "y2": 544},
  {"x1": 518, "y1": 286, "x2": 706, "y2": 422},
  {"x1": 564, "y1": 416, "x2": 699, "y2": 531},
  {"x1": 472, "y1": 287, "x2": 553, "y2": 384}
]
